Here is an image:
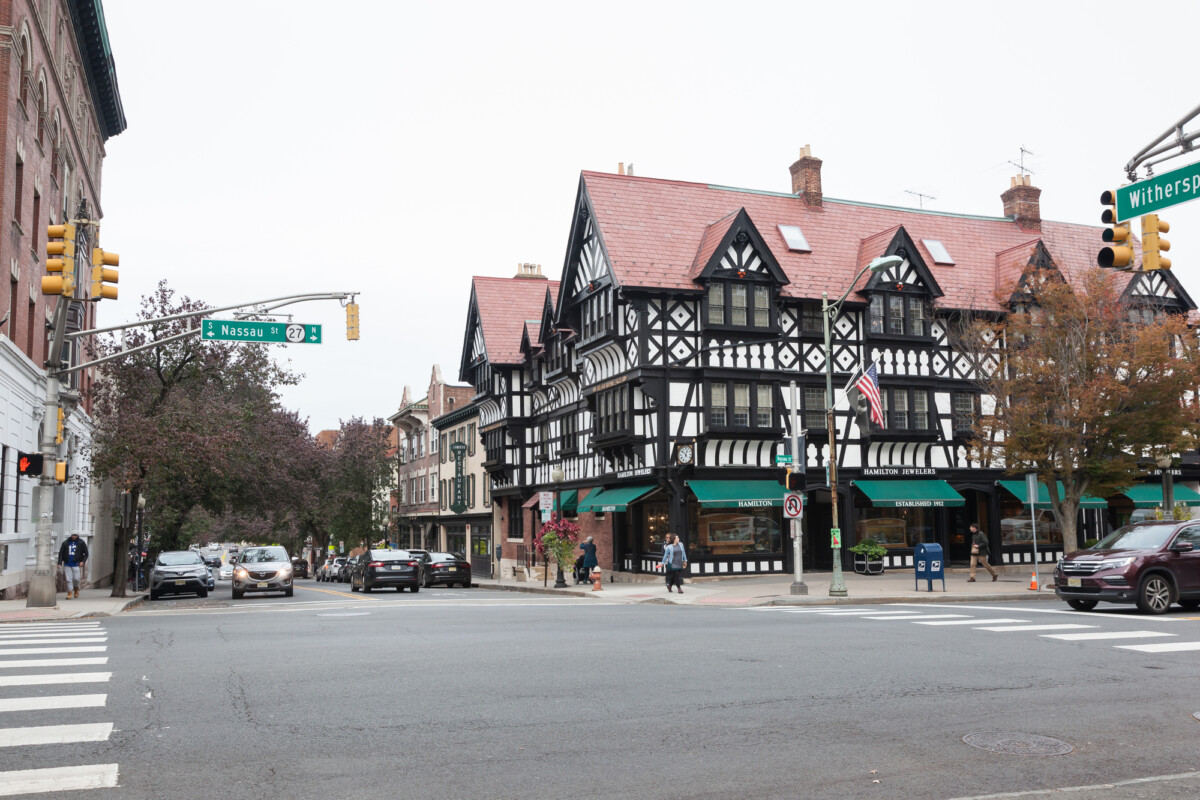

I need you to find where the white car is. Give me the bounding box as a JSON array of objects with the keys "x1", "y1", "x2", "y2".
[{"x1": 218, "y1": 564, "x2": 233, "y2": 581}]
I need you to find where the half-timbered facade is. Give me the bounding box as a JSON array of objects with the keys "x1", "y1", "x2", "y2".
[{"x1": 464, "y1": 156, "x2": 1197, "y2": 578}]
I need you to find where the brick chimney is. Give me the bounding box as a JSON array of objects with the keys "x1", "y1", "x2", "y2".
[
  {"x1": 789, "y1": 145, "x2": 823, "y2": 207},
  {"x1": 1001, "y1": 175, "x2": 1041, "y2": 231},
  {"x1": 513, "y1": 263, "x2": 547, "y2": 280}
]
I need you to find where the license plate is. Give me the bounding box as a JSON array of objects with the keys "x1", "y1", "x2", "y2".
[
  {"x1": 391, "y1": 565, "x2": 403, "y2": 570},
  {"x1": 174, "y1": 580, "x2": 186, "y2": 585},
  {"x1": 447, "y1": 567, "x2": 458, "y2": 571},
  {"x1": 257, "y1": 582, "x2": 268, "y2": 588},
  {"x1": 1067, "y1": 578, "x2": 1081, "y2": 588}
]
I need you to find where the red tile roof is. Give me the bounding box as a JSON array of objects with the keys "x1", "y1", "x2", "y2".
[
  {"x1": 472, "y1": 277, "x2": 560, "y2": 364},
  {"x1": 581, "y1": 171, "x2": 1133, "y2": 311}
]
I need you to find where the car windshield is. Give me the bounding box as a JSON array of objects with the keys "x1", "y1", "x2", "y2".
[
  {"x1": 158, "y1": 552, "x2": 203, "y2": 566},
  {"x1": 240, "y1": 547, "x2": 289, "y2": 563},
  {"x1": 372, "y1": 550, "x2": 407, "y2": 560},
  {"x1": 430, "y1": 553, "x2": 458, "y2": 561},
  {"x1": 1092, "y1": 524, "x2": 1176, "y2": 551}
]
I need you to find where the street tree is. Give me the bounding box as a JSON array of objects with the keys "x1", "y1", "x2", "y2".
[
  {"x1": 85, "y1": 283, "x2": 311, "y2": 593},
  {"x1": 955, "y1": 266, "x2": 1200, "y2": 552},
  {"x1": 314, "y1": 417, "x2": 395, "y2": 555}
]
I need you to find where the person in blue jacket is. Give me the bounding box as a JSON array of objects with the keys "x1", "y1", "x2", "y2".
[
  {"x1": 57, "y1": 532, "x2": 89, "y2": 599},
  {"x1": 578, "y1": 536, "x2": 598, "y2": 583},
  {"x1": 661, "y1": 533, "x2": 687, "y2": 594}
]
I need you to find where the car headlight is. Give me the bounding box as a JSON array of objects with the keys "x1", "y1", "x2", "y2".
[
  {"x1": 279, "y1": 566, "x2": 292, "y2": 577},
  {"x1": 1096, "y1": 557, "x2": 1136, "y2": 571},
  {"x1": 235, "y1": 568, "x2": 248, "y2": 579}
]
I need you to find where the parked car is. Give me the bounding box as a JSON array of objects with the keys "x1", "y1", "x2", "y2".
[
  {"x1": 317, "y1": 557, "x2": 345, "y2": 582},
  {"x1": 338, "y1": 555, "x2": 359, "y2": 583},
  {"x1": 420, "y1": 552, "x2": 472, "y2": 588},
  {"x1": 1054, "y1": 521, "x2": 1200, "y2": 614},
  {"x1": 149, "y1": 550, "x2": 210, "y2": 601},
  {"x1": 291, "y1": 558, "x2": 309, "y2": 579},
  {"x1": 350, "y1": 549, "x2": 422, "y2": 593},
  {"x1": 232, "y1": 546, "x2": 294, "y2": 599}
]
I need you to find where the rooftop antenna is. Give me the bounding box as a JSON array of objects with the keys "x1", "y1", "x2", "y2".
[
  {"x1": 1008, "y1": 145, "x2": 1037, "y2": 175},
  {"x1": 904, "y1": 189, "x2": 937, "y2": 209}
]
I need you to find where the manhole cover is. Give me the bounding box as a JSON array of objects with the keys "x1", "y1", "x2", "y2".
[
  {"x1": 963, "y1": 732, "x2": 1073, "y2": 756},
  {"x1": 317, "y1": 611, "x2": 370, "y2": 617}
]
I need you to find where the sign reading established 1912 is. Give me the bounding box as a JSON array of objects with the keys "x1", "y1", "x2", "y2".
[
  {"x1": 1115, "y1": 160, "x2": 1200, "y2": 221},
  {"x1": 202, "y1": 319, "x2": 322, "y2": 344}
]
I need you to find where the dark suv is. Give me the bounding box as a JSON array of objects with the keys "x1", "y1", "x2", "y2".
[{"x1": 1054, "y1": 521, "x2": 1200, "y2": 614}]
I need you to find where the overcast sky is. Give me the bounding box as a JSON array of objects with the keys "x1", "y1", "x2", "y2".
[{"x1": 97, "y1": 0, "x2": 1200, "y2": 434}]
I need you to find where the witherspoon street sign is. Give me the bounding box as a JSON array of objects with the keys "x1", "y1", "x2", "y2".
[
  {"x1": 201, "y1": 320, "x2": 322, "y2": 344},
  {"x1": 1115, "y1": 160, "x2": 1200, "y2": 221}
]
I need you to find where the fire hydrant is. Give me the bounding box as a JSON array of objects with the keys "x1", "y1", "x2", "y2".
[{"x1": 591, "y1": 567, "x2": 603, "y2": 591}]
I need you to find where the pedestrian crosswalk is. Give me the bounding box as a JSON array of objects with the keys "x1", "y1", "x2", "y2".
[
  {"x1": 0, "y1": 622, "x2": 119, "y2": 796},
  {"x1": 742, "y1": 605, "x2": 1200, "y2": 655}
]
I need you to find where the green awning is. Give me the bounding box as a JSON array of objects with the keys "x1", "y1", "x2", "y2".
[
  {"x1": 554, "y1": 490, "x2": 578, "y2": 514},
  {"x1": 576, "y1": 484, "x2": 658, "y2": 513},
  {"x1": 1117, "y1": 484, "x2": 1200, "y2": 507},
  {"x1": 997, "y1": 481, "x2": 1108, "y2": 509},
  {"x1": 689, "y1": 480, "x2": 786, "y2": 509},
  {"x1": 854, "y1": 480, "x2": 965, "y2": 508}
]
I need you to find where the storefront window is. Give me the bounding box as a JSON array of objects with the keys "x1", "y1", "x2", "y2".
[
  {"x1": 445, "y1": 524, "x2": 467, "y2": 558},
  {"x1": 640, "y1": 501, "x2": 671, "y2": 554},
  {"x1": 691, "y1": 505, "x2": 782, "y2": 557},
  {"x1": 854, "y1": 506, "x2": 933, "y2": 549},
  {"x1": 998, "y1": 494, "x2": 1062, "y2": 546}
]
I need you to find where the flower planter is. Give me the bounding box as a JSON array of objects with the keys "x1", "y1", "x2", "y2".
[{"x1": 852, "y1": 552, "x2": 885, "y2": 575}]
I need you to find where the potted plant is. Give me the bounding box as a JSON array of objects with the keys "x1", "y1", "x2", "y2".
[
  {"x1": 534, "y1": 516, "x2": 581, "y2": 587},
  {"x1": 849, "y1": 538, "x2": 887, "y2": 575}
]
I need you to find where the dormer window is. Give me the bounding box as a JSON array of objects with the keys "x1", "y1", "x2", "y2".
[
  {"x1": 868, "y1": 294, "x2": 929, "y2": 337},
  {"x1": 706, "y1": 281, "x2": 774, "y2": 330}
]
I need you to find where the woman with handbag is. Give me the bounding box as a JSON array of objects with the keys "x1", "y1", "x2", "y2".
[
  {"x1": 661, "y1": 534, "x2": 688, "y2": 594},
  {"x1": 968, "y1": 523, "x2": 997, "y2": 582}
]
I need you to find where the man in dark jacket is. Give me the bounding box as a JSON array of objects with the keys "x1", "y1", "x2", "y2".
[
  {"x1": 968, "y1": 523, "x2": 997, "y2": 582},
  {"x1": 57, "y1": 533, "x2": 89, "y2": 599}
]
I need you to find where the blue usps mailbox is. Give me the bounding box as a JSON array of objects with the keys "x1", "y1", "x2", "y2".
[{"x1": 914, "y1": 542, "x2": 945, "y2": 592}]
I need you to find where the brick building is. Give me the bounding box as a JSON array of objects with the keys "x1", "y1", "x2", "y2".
[{"x1": 0, "y1": 1, "x2": 125, "y2": 596}]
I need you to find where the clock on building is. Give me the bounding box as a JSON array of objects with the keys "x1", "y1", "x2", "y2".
[{"x1": 677, "y1": 444, "x2": 694, "y2": 465}]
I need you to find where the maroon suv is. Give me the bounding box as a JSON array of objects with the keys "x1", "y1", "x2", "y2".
[{"x1": 1054, "y1": 521, "x2": 1200, "y2": 614}]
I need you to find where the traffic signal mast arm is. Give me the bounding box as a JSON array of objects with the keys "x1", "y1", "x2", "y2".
[
  {"x1": 55, "y1": 291, "x2": 359, "y2": 377},
  {"x1": 1124, "y1": 103, "x2": 1200, "y2": 180}
]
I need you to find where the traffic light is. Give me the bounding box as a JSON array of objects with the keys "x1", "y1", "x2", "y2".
[
  {"x1": 346, "y1": 302, "x2": 360, "y2": 340},
  {"x1": 1141, "y1": 214, "x2": 1171, "y2": 271},
  {"x1": 785, "y1": 468, "x2": 803, "y2": 491},
  {"x1": 42, "y1": 223, "x2": 77, "y2": 297},
  {"x1": 1099, "y1": 190, "x2": 1134, "y2": 270},
  {"x1": 17, "y1": 452, "x2": 43, "y2": 477},
  {"x1": 90, "y1": 247, "x2": 119, "y2": 300},
  {"x1": 54, "y1": 461, "x2": 68, "y2": 483}
]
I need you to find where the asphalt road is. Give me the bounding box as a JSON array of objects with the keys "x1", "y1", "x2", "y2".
[{"x1": 3, "y1": 578, "x2": 1200, "y2": 799}]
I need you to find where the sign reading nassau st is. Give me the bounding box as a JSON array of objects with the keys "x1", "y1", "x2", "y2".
[
  {"x1": 1115, "y1": 160, "x2": 1200, "y2": 221},
  {"x1": 202, "y1": 319, "x2": 322, "y2": 344}
]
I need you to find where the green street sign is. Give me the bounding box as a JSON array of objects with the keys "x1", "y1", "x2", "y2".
[
  {"x1": 1115, "y1": 160, "x2": 1200, "y2": 221},
  {"x1": 775, "y1": 454, "x2": 793, "y2": 465},
  {"x1": 201, "y1": 319, "x2": 322, "y2": 344}
]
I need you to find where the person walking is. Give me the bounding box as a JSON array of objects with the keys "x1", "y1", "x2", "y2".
[
  {"x1": 578, "y1": 536, "x2": 598, "y2": 584},
  {"x1": 57, "y1": 532, "x2": 89, "y2": 599},
  {"x1": 968, "y1": 523, "x2": 997, "y2": 582},
  {"x1": 661, "y1": 533, "x2": 688, "y2": 594}
]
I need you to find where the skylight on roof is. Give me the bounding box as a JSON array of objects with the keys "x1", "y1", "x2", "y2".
[
  {"x1": 922, "y1": 239, "x2": 955, "y2": 265},
  {"x1": 778, "y1": 225, "x2": 810, "y2": 253}
]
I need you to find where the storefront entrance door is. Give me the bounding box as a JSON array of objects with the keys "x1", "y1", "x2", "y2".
[{"x1": 470, "y1": 530, "x2": 492, "y2": 579}]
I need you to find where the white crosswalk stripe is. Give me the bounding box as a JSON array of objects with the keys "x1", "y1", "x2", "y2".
[
  {"x1": 1115, "y1": 641, "x2": 1200, "y2": 653},
  {"x1": 1042, "y1": 631, "x2": 1176, "y2": 641},
  {"x1": 0, "y1": 625, "x2": 118, "y2": 796}
]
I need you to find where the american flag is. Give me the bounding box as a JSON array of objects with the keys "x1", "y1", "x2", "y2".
[{"x1": 854, "y1": 362, "x2": 885, "y2": 427}]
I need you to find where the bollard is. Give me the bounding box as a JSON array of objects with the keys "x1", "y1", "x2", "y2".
[{"x1": 591, "y1": 567, "x2": 603, "y2": 591}]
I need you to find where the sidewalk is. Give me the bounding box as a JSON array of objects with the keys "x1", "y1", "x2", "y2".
[
  {"x1": 475, "y1": 564, "x2": 1060, "y2": 607},
  {"x1": 0, "y1": 588, "x2": 145, "y2": 624}
]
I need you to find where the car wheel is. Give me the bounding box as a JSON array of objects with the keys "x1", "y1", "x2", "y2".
[
  {"x1": 199, "y1": 589, "x2": 208, "y2": 599},
  {"x1": 232, "y1": 588, "x2": 244, "y2": 600},
  {"x1": 1179, "y1": 599, "x2": 1200, "y2": 610},
  {"x1": 363, "y1": 583, "x2": 371, "y2": 593},
  {"x1": 149, "y1": 588, "x2": 160, "y2": 601},
  {"x1": 1066, "y1": 599, "x2": 1096, "y2": 611},
  {"x1": 463, "y1": 581, "x2": 471, "y2": 588},
  {"x1": 285, "y1": 586, "x2": 293, "y2": 598},
  {"x1": 1136, "y1": 574, "x2": 1174, "y2": 614},
  {"x1": 410, "y1": 585, "x2": 420, "y2": 593}
]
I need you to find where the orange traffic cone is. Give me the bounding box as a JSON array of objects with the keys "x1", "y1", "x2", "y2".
[{"x1": 1029, "y1": 571, "x2": 1039, "y2": 591}]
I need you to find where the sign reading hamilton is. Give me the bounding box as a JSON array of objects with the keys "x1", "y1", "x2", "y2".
[{"x1": 450, "y1": 442, "x2": 468, "y2": 514}]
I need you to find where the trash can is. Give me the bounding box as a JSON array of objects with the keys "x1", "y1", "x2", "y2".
[{"x1": 914, "y1": 542, "x2": 945, "y2": 592}]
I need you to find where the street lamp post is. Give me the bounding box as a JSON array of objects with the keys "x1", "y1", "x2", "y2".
[
  {"x1": 822, "y1": 255, "x2": 904, "y2": 597},
  {"x1": 1157, "y1": 454, "x2": 1175, "y2": 521},
  {"x1": 551, "y1": 466, "x2": 567, "y2": 588}
]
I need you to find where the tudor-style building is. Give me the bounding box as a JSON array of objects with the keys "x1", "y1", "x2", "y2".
[{"x1": 463, "y1": 155, "x2": 1197, "y2": 580}]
